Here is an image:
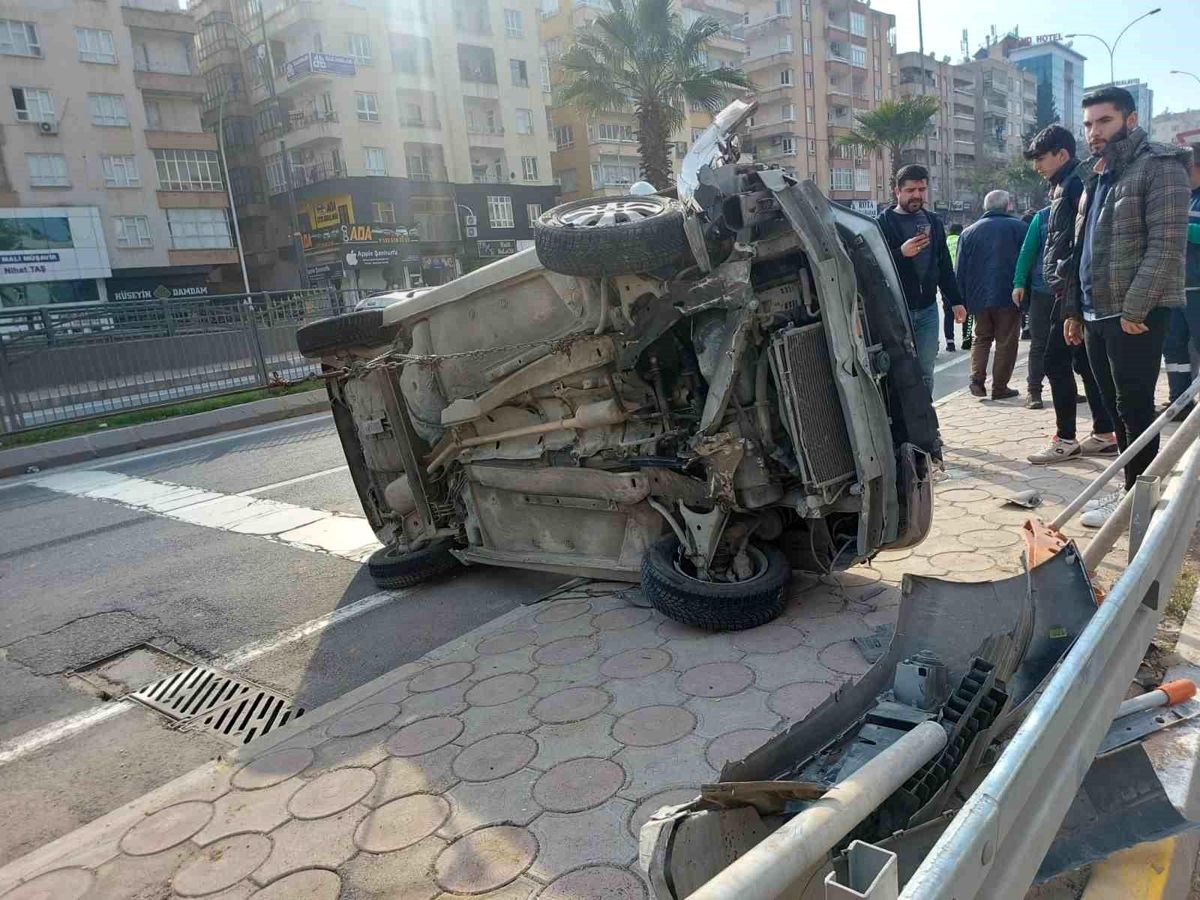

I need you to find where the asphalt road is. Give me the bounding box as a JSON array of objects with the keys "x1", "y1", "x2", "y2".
[{"x1": 0, "y1": 335, "x2": 1021, "y2": 864}]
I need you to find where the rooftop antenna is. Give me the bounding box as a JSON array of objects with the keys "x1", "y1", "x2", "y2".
[{"x1": 961, "y1": 28, "x2": 969, "y2": 62}]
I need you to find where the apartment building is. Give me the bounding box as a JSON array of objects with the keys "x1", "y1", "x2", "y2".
[
  {"x1": 738, "y1": 0, "x2": 895, "y2": 214},
  {"x1": 543, "y1": 0, "x2": 747, "y2": 203},
  {"x1": 1000, "y1": 38, "x2": 1085, "y2": 144},
  {"x1": 0, "y1": 0, "x2": 239, "y2": 309},
  {"x1": 895, "y1": 50, "x2": 1036, "y2": 222},
  {"x1": 192, "y1": 0, "x2": 558, "y2": 292}
]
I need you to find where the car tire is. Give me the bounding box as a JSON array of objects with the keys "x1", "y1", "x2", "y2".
[
  {"x1": 367, "y1": 539, "x2": 461, "y2": 590},
  {"x1": 296, "y1": 309, "x2": 400, "y2": 359},
  {"x1": 640, "y1": 535, "x2": 791, "y2": 631},
  {"x1": 534, "y1": 195, "x2": 688, "y2": 277}
]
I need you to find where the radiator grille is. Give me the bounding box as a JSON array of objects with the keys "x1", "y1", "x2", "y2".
[{"x1": 768, "y1": 323, "x2": 857, "y2": 491}]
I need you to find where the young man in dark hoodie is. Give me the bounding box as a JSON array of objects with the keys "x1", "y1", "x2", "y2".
[
  {"x1": 878, "y1": 164, "x2": 966, "y2": 394},
  {"x1": 1063, "y1": 86, "x2": 1191, "y2": 527}
]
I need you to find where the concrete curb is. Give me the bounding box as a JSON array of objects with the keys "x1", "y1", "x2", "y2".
[{"x1": 0, "y1": 388, "x2": 330, "y2": 478}]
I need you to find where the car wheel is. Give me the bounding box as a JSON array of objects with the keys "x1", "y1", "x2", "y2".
[
  {"x1": 296, "y1": 309, "x2": 401, "y2": 359},
  {"x1": 640, "y1": 535, "x2": 791, "y2": 631},
  {"x1": 367, "y1": 539, "x2": 462, "y2": 590},
  {"x1": 534, "y1": 195, "x2": 688, "y2": 277}
]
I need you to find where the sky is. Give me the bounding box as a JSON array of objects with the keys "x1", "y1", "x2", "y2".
[{"x1": 872, "y1": 0, "x2": 1200, "y2": 118}]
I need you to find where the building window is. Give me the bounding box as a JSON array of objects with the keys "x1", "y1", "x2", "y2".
[
  {"x1": 558, "y1": 168, "x2": 577, "y2": 193},
  {"x1": 27, "y1": 153, "x2": 68, "y2": 187},
  {"x1": 540, "y1": 57, "x2": 552, "y2": 92},
  {"x1": 372, "y1": 201, "x2": 396, "y2": 223},
  {"x1": 504, "y1": 8, "x2": 524, "y2": 37},
  {"x1": 88, "y1": 93, "x2": 129, "y2": 127},
  {"x1": 521, "y1": 155, "x2": 539, "y2": 181},
  {"x1": 75, "y1": 28, "x2": 116, "y2": 64},
  {"x1": 802, "y1": 36, "x2": 811, "y2": 55},
  {"x1": 774, "y1": 0, "x2": 791, "y2": 14},
  {"x1": 488, "y1": 195, "x2": 515, "y2": 227},
  {"x1": 807, "y1": 138, "x2": 816, "y2": 155},
  {"x1": 554, "y1": 124, "x2": 574, "y2": 149},
  {"x1": 780, "y1": 68, "x2": 793, "y2": 86},
  {"x1": 874, "y1": 84, "x2": 882, "y2": 101},
  {"x1": 510, "y1": 58, "x2": 528, "y2": 87},
  {"x1": 801, "y1": 1, "x2": 810, "y2": 20},
  {"x1": 593, "y1": 121, "x2": 635, "y2": 143},
  {"x1": 851, "y1": 46, "x2": 866, "y2": 68},
  {"x1": 114, "y1": 215, "x2": 152, "y2": 248},
  {"x1": 407, "y1": 154, "x2": 430, "y2": 179},
  {"x1": 11, "y1": 86, "x2": 54, "y2": 122},
  {"x1": 166, "y1": 208, "x2": 232, "y2": 250},
  {"x1": 515, "y1": 107, "x2": 534, "y2": 134},
  {"x1": 154, "y1": 149, "x2": 222, "y2": 191},
  {"x1": 781, "y1": 102, "x2": 794, "y2": 121},
  {"x1": 103, "y1": 155, "x2": 141, "y2": 187},
  {"x1": 830, "y1": 168, "x2": 854, "y2": 191},
  {"x1": 543, "y1": 37, "x2": 562, "y2": 59},
  {"x1": 850, "y1": 11, "x2": 866, "y2": 37},
  {"x1": 805, "y1": 105, "x2": 814, "y2": 123},
  {"x1": 804, "y1": 70, "x2": 814, "y2": 89},
  {"x1": 781, "y1": 136, "x2": 795, "y2": 156},
  {"x1": 347, "y1": 34, "x2": 372, "y2": 64},
  {"x1": 526, "y1": 202, "x2": 542, "y2": 224},
  {"x1": 364, "y1": 146, "x2": 388, "y2": 175},
  {"x1": 356, "y1": 92, "x2": 380, "y2": 122},
  {"x1": 0, "y1": 19, "x2": 40, "y2": 57},
  {"x1": 144, "y1": 98, "x2": 162, "y2": 130},
  {"x1": 854, "y1": 168, "x2": 870, "y2": 191}
]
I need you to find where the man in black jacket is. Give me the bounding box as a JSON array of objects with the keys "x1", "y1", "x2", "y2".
[{"x1": 878, "y1": 164, "x2": 966, "y2": 393}]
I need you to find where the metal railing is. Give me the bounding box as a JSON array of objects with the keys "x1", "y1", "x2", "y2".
[{"x1": 0, "y1": 289, "x2": 340, "y2": 434}]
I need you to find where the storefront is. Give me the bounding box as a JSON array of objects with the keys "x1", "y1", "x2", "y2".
[
  {"x1": 105, "y1": 268, "x2": 220, "y2": 301},
  {"x1": 300, "y1": 221, "x2": 461, "y2": 297},
  {"x1": 0, "y1": 207, "x2": 111, "y2": 308}
]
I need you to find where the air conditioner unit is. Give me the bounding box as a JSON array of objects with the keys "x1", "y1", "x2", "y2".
[{"x1": 36, "y1": 120, "x2": 59, "y2": 135}]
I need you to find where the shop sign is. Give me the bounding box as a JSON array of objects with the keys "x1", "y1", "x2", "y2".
[
  {"x1": 285, "y1": 52, "x2": 356, "y2": 82},
  {"x1": 477, "y1": 239, "x2": 517, "y2": 258}
]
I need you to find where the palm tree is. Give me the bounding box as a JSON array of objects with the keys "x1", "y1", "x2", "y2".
[
  {"x1": 837, "y1": 96, "x2": 942, "y2": 178},
  {"x1": 557, "y1": 0, "x2": 751, "y2": 189}
]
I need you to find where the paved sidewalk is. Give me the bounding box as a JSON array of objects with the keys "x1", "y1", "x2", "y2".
[{"x1": 0, "y1": 389, "x2": 1133, "y2": 900}]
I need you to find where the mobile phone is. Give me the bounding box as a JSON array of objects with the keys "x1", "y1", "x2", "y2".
[{"x1": 915, "y1": 224, "x2": 931, "y2": 237}]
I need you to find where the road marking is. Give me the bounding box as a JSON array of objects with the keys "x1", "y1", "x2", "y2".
[
  {"x1": 934, "y1": 353, "x2": 970, "y2": 374},
  {"x1": 31, "y1": 470, "x2": 381, "y2": 562},
  {"x1": 0, "y1": 587, "x2": 408, "y2": 768},
  {"x1": 239, "y1": 465, "x2": 349, "y2": 496}
]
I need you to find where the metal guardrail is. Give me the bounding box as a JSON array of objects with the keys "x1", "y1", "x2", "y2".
[{"x1": 0, "y1": 289, "x2": 340, "y2": 434}]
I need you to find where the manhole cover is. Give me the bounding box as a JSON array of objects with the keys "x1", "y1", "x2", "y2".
[
  {"x1": 130, "y1": 665, "x2": 303, "y2": 746},
  {"x1": 69, "y1": 644, "x2": 191, "y2": 701}
]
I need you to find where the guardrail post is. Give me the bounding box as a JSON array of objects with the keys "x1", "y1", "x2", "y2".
[
  {"x1": 0, "y1": 342, "x2": 25, "y2": 433},
  {"x1": 160, "y1": 297, "x2": 176, "y2": 337},
  {"x1": 825, "y1": 842, "x2": 899, "y2": 900},
  {"x1": 242, "y1": 295, "x2": 270, "y2": 387},
  {"x1": 1129, "y1": 474, "x2": 1162, "y2": 610}
]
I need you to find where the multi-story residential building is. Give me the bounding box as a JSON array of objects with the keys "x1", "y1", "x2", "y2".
[
  {"x1": 191, "y1": 0, "x2": 558, "y2": 292},
  {"x1": 1085, "y1": 78, "x2": 1153, "y2": 127},
  {"x1": 740, "y1": 0, "x2": 896, "y2": 215},
  {"x1": 543, "y1": 0, "x2": 746, "y2": 203},
  {"x1": 0, "y1": 0, "x2": 239, "y2": 309},
  {"x1": 999, "y1": 38, "x2": 1086, "y2": 144},
  {"x1": 1152, "y1": 108, "x2": 1200, "y2": 144}
]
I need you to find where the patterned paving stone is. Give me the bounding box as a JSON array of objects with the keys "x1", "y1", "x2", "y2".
[
  {"x1": 819, "y1": 641, "x2": 871, "y2": 676},
  {"x1": 531, "y1": 686, "x2": 611, "y2": 724},
  {"x1": 340, "y1": 835, "x2": 444, "y2": 900},
  {"x1": 388, "y1": 716, "x2": 464, "y2": 757},
  {"x1": 252, "y1": 806, "x2": 364, "y2": 885},
  {"x1": 195, "y1": 778, "x2": 302, "y2": 844},
  {"x1": 355, "y1": 794, "x2": 451, "y2": 852},
  {"x1": 732, "y1": 623, "x2": 806, "y2": 654},
  {"x1": 368, "y1": 745, "x2": 459, "y2": 807},
  {"x1": 397, "y1": 683, "x2": 470, "y2": 724},
  {"x1": 438, "y1": 876, "x2": 539, "y2": 899},
  {"x1": 600, "y1": 648, "x2": 672, "y2": 679},
  {"x1": 603, "y1": 669, "x2": 686, "y2": 716},
  {"x1": 457, "y1": 696, "x2": 540, "y2": 745},
  {"x1": 595, "y1": 625, "x2": 668, "y2": 658},
  {"x1": 453, "y1": 734, "x2": 538, "y2": 782},
  {"x1": 471, "y1": 648, "x2": 538, "y2": 680},
  {"x1": 528, "y1": 656, "x2": 608, "y2": 698},
  {"x1": 611, "y1": 706, "x2": 696, "y2": 747},
  {"x1": 530, "y1": 616, "x2": 599, "y2": 645},
  {"x1": 251, "y1": 869, "x2": 341, "y2": 900},
  {"x1": 533, "y1": 636, "x2": 599, "y2": 666},
  {"x1": 466, "y1": 673, "x2": 538, "y2": 707},
  {"x1": 627, "y1": 789, "x2": 699, "y2": 839},
  {"x1": 3, "y1": 868, "x2": 93, "y2": 900},
  {"x1": 233, "y1": 748, "x2": 314, "y2": 790},
  {"x1": 327, "y1": 703, "x2": 400, "y2": 738},
  {"x1": 530, "y1": 714, "x2": 622, "y2": 770},
  {"x1": 288, "y1": 768, "x2": 375, "y2": 819},
  {"x1": 533, "y1": 758, "x2": 625, "y2": 812},
  {"x1": 593, "y1": 607, "x2": 653, "y2": 631},
  {"x1": 120, "y1": 800, "x2": 213, "y2": 856},
  {"x1": 929, "y1": 551, "x2": 1004, "y2": 573},
  {"x1": 658, "y1": 635, "x2": 744, "y2": 672},
  {"x1": 534, "y1": 601, "x2": 592, "y2": 624},
  {"x1": 89, "y1": 844, "x2": 198, "y2": 900},
  {"x1": 440, "y1": 769, "x2": 541, "y2": 837},
  {"x1": 740, "y1": 646, "x2": 836, "y2": 691},
  {"x1": 538, "y1": 865, "x2": 647, "y2": 900},
  {"x1": 434, "y1": 826, "x2": 538, "y2": 893},
  {"x1": 309, "y1": 727, "x2": 393, "y2": 773},
  {"x1": 615, "y1": 735, "x2": 715, "y2": 798},
  {"x1": 705, "y1": 729, "x2": 775, "y2": 770},
  {"x1": 769, "y1": 681, "x2": 840, "y2": 721},
  {"x1": 686, "y1": 688, "x2": 779, "y2": 739},
  {"x1": 477, "y1": 630, "x2": 538, "y2": 655},
  {"x1": 173, "y1": 834, "x2": 272, "y2": 897},
  {"x1": 797, "y1": 614, "x2": 874, "y2": 650},
  {"x1": 527, "y1": 799, "x2": 637, "y2": 881},
  {"x1": 677, "y1": 662, "x2": 754, "y2": 698},
  {"x1": 409, "y1": 663, "x2": 474, "y2": 693}
]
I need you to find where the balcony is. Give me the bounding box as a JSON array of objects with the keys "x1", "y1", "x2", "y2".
[
  {"x1": 282, "y1": 110, "x2": 341, "y2": 148},
  {"x1": 828, "y1": 113, "x2": 855, "y2": 128},
  {"x1": 134, "y1": 65, "x2": 204, "y2": 97},
  {"x1": 683, "y1": 0, "x2": 743, "y2": 14},
  {"x1": 262, "y1": 0, "x2": 319, "y2": 34},
  {"x1": 460, "y1": 79, "x2": 501, "y2": 99},
  {"x1": 745, "y1": 12, "x2": 791, "y2": 33},
  {"x1": 399, "y1": 114, "x2": 441, "y2": 133},
  {"x1": 145, "y1": 131, "x2": 218, "y2": 151},
  {"x1": 121, "y1": 2, "x2": 197, "y2": 35},
  {"x1": 467, "y1": 125, "x2": 507, "y2": 147},
  {"x1": 743, "y1": 47, "x2": 794, "y2": 73}
]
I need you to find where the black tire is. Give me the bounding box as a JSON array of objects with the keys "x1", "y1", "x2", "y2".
[
  {"x1": 640, "y1": 536, "x2": 790, "y2": 631},
  {"x1": 534, "y1": 195, "x2": 688, "y2": 277},
  {"x1": 296, "y1": 310, "x2": 400, "y2": 359},
  {"x1": 367, "y1": 539, "x2": 462, "y2": 589}
]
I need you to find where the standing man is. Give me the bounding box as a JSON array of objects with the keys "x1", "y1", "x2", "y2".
[
  {"x1": 1063, "y1": 86, "x2": 1191, "y2": 527},
  {"x1": 956, "y1": 190, "x2": 1027, "y2": 400},
  {"x1": 878, "y1": 164, "x2": 966, "y2": 393},
  {"x1": 1162, "y1": 144, "x2": 1200, "y2": 414},
  {"x1": 1021, "y1": 124, "x2": 1118, "y2": 463}
]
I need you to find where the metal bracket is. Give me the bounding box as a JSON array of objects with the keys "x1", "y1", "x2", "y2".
[
  {"x1": 825, "y1": 841, "x2": 899, "y2": 900},
  {"x1": 1129, "y1": 474, "x2": 1162, "y2": 609},
  {"x1": 678, "y1": 503, "x2": 729, "y2": 578}
]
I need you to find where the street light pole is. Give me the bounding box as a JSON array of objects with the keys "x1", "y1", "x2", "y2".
[
  {"x1": 917, "y1": 0, "x2": 932, "y2": 189},
  {"x1": 1065, "y1": 8, "x2": 1161, "y2": 85},
  {"x1": 1172, "y1": 70, "x2": 1200, "y2": 89},
  {"x1": 217, "y1": 90, "x2": 252, "y2": 295}
]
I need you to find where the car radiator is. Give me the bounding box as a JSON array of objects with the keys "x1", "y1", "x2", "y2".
[{"x1": 767, "y1": 322, "x2": 857, "y2": 493}]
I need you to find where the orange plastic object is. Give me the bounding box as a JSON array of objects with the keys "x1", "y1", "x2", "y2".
[
  {"x1": 1021, "y1": 517, "x2": 1070, "y2": 568},
  {"x1": 1159, "y1": 679, "x2": 1197, "y2": 706}
]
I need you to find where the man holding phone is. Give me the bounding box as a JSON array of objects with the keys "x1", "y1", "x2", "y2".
[{"x1": 878, "y1": 164, "x2": 966, "y2": 393}]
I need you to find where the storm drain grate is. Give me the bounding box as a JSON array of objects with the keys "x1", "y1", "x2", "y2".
[{"x1": 129, "y1": 665, "x2": 303, "y2": 746}]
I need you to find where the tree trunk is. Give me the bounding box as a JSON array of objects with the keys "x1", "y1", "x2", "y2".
[{"x1": 637, "y1": 105, "x2": 672, "y2": 190}]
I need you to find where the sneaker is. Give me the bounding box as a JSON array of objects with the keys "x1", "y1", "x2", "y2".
[
  {"x1": 992, "y1": 387, "x2": 1020, "y2": 401},
  {"x1": 1021, "y1": 328, "x2": 1032, "y2": 341},
  {"x1": 1025, "y1": 392, "x2": 1044, "y2": 410},
  {"x1": 962, "y1": 338, "x2": 973, "y2": 350},
  {"x1": 946, "y1": 341, "x2": 956, "y2": 352},
  {"x1": 1079, "y1": 433, "x2": 1118, "y2": 456},
  {"x1": 1027, "y1": 437, "x2": 1081, "y2": 465},
  {"x1": 1080, "y1": 490, "x2": 1125, "y2": 528},
  {"x1": 969, "y1": 381, "x2": 987, "y2": 397}
]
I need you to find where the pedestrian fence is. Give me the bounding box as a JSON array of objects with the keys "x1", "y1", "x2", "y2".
[{"x1": 0, "y1": 289, "x2": 347, "y2": 435}]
